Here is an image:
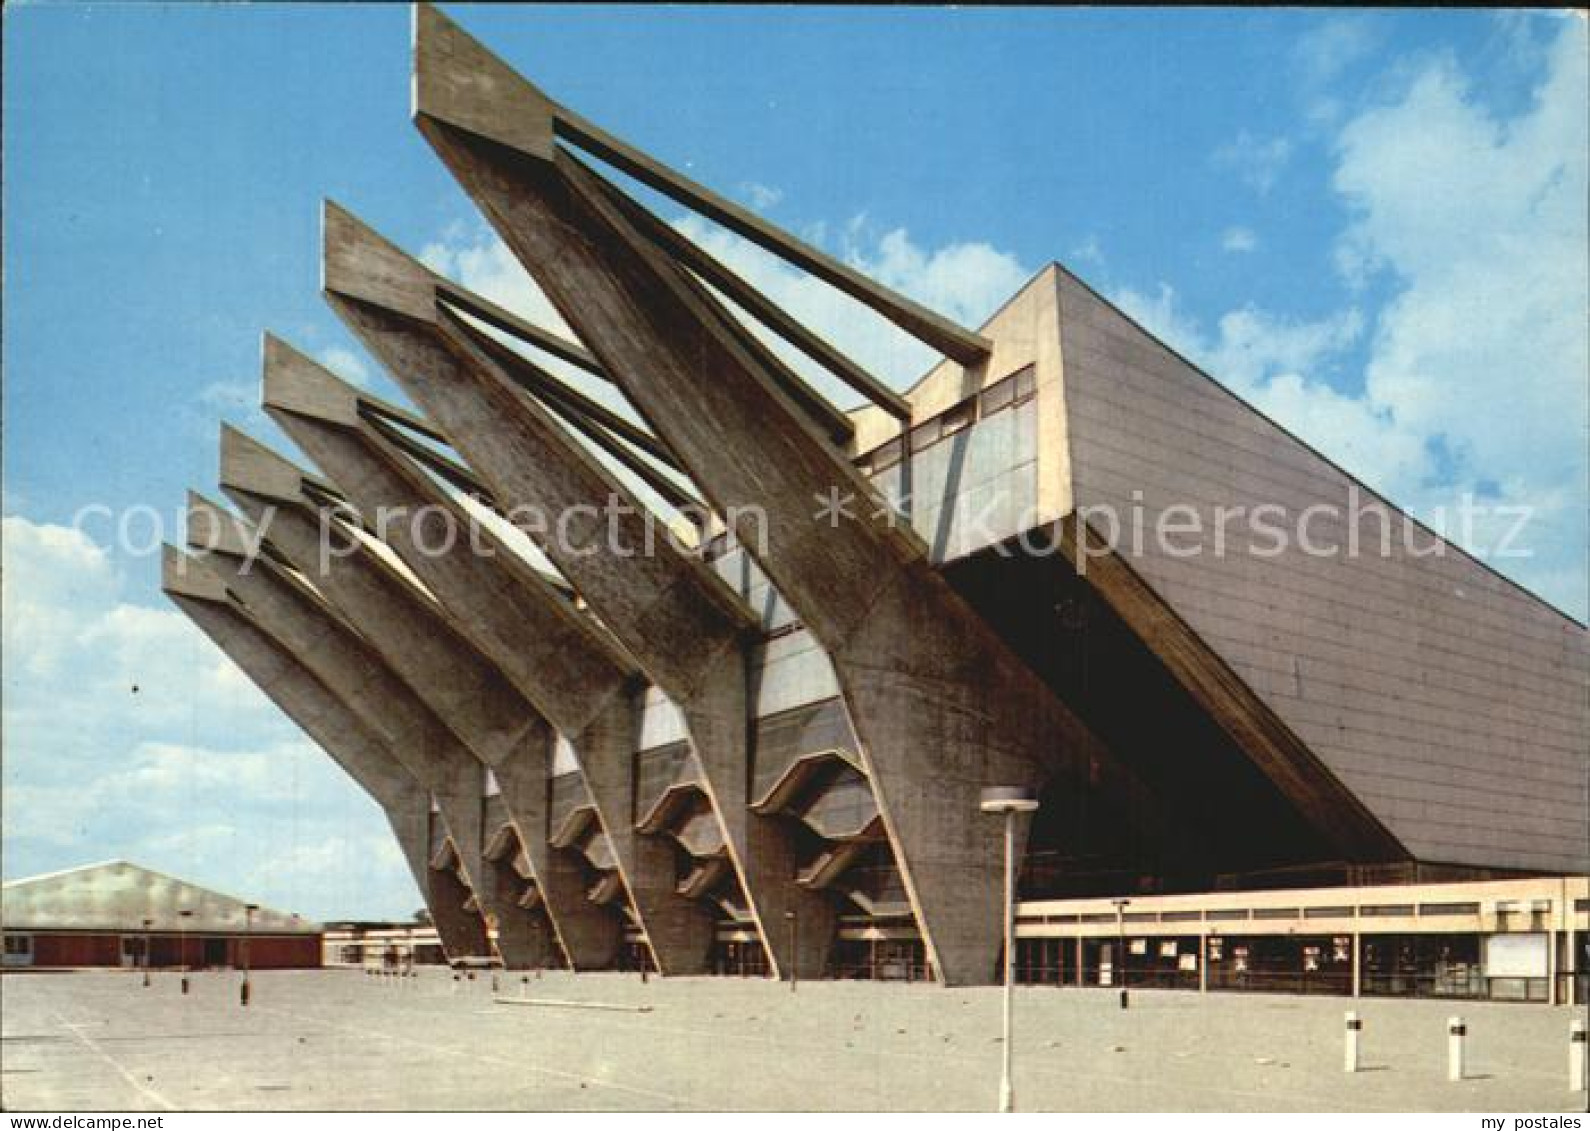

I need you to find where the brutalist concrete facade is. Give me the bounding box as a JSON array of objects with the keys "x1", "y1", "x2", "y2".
[{"x1": 161, "y1": 5, "x2": 1587, "y2": 988}]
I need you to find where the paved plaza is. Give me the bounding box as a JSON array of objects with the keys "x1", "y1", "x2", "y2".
[{"x1": 2, "y1": 969, "x2": 1585, "y2": 1111}]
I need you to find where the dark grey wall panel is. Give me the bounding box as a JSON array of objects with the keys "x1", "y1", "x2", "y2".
[{"x1": 1056, "y1": 269, "x2": 1589, "y2": 873}]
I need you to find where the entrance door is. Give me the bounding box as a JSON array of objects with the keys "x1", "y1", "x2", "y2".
[
  {"x1": 119, "y1": 936, "x2": 145, "y2": 968},
  {"x1": 203, "y1": 937, "x2": 229, "y2": 968}
]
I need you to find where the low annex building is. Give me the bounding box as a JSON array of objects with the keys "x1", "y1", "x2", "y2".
[
  {"x1": 1, "y1": 862, "x2": 322, "y2": 970},
  {"x1": 160, "y1": 6, "x2": 1587, "y2": 1002}
]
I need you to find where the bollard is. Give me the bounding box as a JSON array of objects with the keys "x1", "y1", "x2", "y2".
[
  {"x1": 1344, "y1": 1011, "x2": 1362, "y2": 1073},
  {"x1": 491, "y1": 973, "x2": 500, "y2": 994},
  {"x1": 520, "y1": 976, "x2": 529, "y2": 1000},
  {"x1": 1570, "y1": 1019, "x2": 1586, "y2": 1093},
  {"x1": 181, "y1": 974, "x2": 190, "y2": 995},
  {"x1": 1447, "y1": 1016, "x2": 1465, "y2": 1082}
]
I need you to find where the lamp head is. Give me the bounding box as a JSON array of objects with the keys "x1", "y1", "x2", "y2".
[{"x1": 979, "y1": 785, "x2": 1040, "y2": 815}]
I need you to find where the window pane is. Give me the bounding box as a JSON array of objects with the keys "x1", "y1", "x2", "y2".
[
  {"x1": 940, "y1": 398, "x2": 976, "y2": 436},
  {"x1": 909, "y1": 418, "x2": 942, "y2": 451},
  {"x1": 980, "y1": 377, "x2": 1015, "y2": 414}
]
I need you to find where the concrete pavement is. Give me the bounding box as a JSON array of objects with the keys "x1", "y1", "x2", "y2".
[{"x1": 2, "y1": 969, "x2": 1583, "y2": 1111}]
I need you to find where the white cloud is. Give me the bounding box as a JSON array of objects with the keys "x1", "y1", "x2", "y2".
[
  {"x1": 1220, "y1": 226, "x2": 1258, "y2": 254},
  {"x1": 1333, "y1": 30, "x2": 1587, "y2": 477},
  {"x1": 1295, "y1": 15, "x2": 1380, "y2": 87},
  {"x1": 1069, "y1": 235, "x2": 1105, "y2": 268},
  {"x1": 740, "y1": 181, "x2": 783, "y2": 211},
  {"x1": 1293, "y1": 15, "x2": 1383, "y2": 125},
  {"x1": 1116, "y1": 18, "x2": 1588, "y2": 618},
  {"x1": 0, "y1": 514, "x2": 421, "y2": 919},
  {"x1": 1212, "y1": 130, "x2": 1294, "y2": 194}
]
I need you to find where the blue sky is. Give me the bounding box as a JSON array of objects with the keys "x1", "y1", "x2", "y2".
[{"x1": 4, "y1": 6, "x2": 1585, "y2": 920}]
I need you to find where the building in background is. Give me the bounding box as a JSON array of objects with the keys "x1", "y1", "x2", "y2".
[
  {"x1": 322, "y1": 921, "x2": 446, "y2": 968},
  {"x1": 1, "y1": 861, "x2": 321, "y2": 971}
]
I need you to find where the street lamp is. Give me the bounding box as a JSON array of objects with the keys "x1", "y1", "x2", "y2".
[
  {"x1": 241, "y1": 904, "x2": 257, "y2": 1007},
  {"x1": 980, "y1": 785, "x2": 1040, "y2": 1114},
  {"x1": 1111, "y1": 898, "x2": 1130, "y2": 1010},
  {"x1": 178, "y1": 909, "x2": 193, "y2": 995},
  {"x1": 142, "y1": 918, "x2": 153, "y2": 988},
  {"x1": 785, "y1": 910, "x2": 798, "y2": 993}
]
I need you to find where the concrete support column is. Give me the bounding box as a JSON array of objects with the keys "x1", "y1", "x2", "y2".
[
  {"x1": 208, "y1": 441, "x2": 581, "y2": 973},
  {"x1": 1548, "y1": 922, "x2": 1559, "y2": 1007},
  {"x1": 480, "y1": 844, "x2": 561, "y2": 970},
  {"x1": 317, "y1": 211, "x2": 837, "y2": 980},
  {"x1": 222, "y1": 423, "x2": 707, "y2": 976},
  {"x1": 260, "y1": 337, "x2": 634, "y2": 968},
  {"x1": 406, "y1": 22, "x2": 1164, "y2": 982},
  {"x1": 1566, "y1": 913, "x2": 1579, "y2": 1007},
  {"x1": 180, "y1": 511, "x2": 497, "y2": 958},
  {"x1": 487, "y1": 746, "x2": 618, "y2": 970}
]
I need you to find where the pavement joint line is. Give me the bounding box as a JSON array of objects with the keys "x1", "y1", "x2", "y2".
[
  {"x1": 491, "y1": 997, "x2": 654, "y2": 1013},
  {"x1": 51, "y1": 1010, "x2": 177, "y2": 1112},
  {"x1": 253, "y1": 1002, "x2": 701, "y2": 1109}
]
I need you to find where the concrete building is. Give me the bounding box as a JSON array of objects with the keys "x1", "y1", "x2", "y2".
[
  {"x1": 1, "y1": 862, "x2": 321, "y2": 970},
  {"x1": 322, "y1": 922, "x2": 447, "y2": 968},
  {"x1": 161, "y1": 6, "x2": 1586, "y2": 1000}
]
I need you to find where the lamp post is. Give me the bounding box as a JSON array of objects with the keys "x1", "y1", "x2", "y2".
[
  {"x1": 785, "y1": 910, "x2": 798, "y2": 993},
  {"x1": 981, "y1": 785, "x2": 1040, "y2": 1114},
  {"x1": 241, "y1": 904, "x2": 257, "y2": 1006},
  {"x1": 1111, "y1": 898, "x2": 1130, "y2": 1010},
  {"x1": 142, "y1": 917, "x2": 153, "y2": 988},
  {"x1": 178, "y1": 909, "x2": 193, "y2": 995}
]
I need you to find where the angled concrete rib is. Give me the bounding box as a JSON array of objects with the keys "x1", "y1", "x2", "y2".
[
  {"x1": 181, "y1": 491, "x2": 501, "y2": 962},
  {"x1": 160, "y1": 545, "x2": 488, "y2": 960},
  {"x1": 204, "y1": 438, "x2": 591, "y2": 971},
  {"x1": 409, "y1": 5, "x2": 990, "y2": 371},
  {"x1": 408, "y1": 15, "x2": 1180, "y2": 985},
  {"x1": 259, "y1": 336, "x2": 639, "y2": 970},
  {"x1": 219, "y1": 428, "x2": 706, "y2": 975},
  {"x1": 319, "y1": 204, "x2": 839, "y2": 979}
]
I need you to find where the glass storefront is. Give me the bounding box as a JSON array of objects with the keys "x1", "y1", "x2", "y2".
[
  {"x1": 830, "y1": 938, "x2": 930, "y2": 981},
  {"x1": 1361, "y1": 933, "x2": 1488, "y2": 1000},
  {"x1": 1205, "y1": 934, "x2": 1352, "y2": 995}
]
